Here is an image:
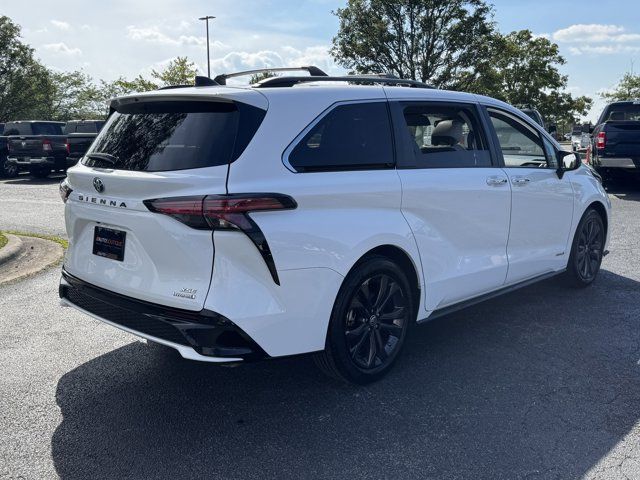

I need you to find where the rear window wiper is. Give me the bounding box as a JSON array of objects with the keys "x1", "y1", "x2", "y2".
[{"x1": 85, "y1": 152, "x2": 119, "y2": 166}]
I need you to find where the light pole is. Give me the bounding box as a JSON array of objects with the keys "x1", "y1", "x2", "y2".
[{"x1": 198, "y1": 15, "x2": 215, "y2": 77}]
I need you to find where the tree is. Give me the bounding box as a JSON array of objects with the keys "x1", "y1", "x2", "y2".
[
  {"x1": 464, "y1": 30, "x2": 592, "y2": 128},
  {"x1": 330, "y1": 0, "x2": 495, "y2": 88},
  {"x1": 40, "y1": 70, "x2": 106, "y2": 121},
  {"x1": 0, "y1": 16, "x2": 51, "y2": 121},
  {"x1": 99, "y1": 56, "x2": 199, "y2": 99},
  {"x1": 249, "y1": 71, "x2": 276, "y2": 84},
  {"x1": 602, "y1": 73, "x2": 640, "y2": 102}
]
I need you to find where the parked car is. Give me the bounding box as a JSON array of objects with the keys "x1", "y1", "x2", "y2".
[
  {"x1": 65, "y1": 120, "x2": 105, "y2": 167},
  {"x1": 6, "y1": 121, "x2": 67, "y2": 178},
  {"x1": 58, "y1": 69, "x2": 611, "y2": 384},
  {"x1": 590, "y1": 100, "x2": 640, "y2": 182}
]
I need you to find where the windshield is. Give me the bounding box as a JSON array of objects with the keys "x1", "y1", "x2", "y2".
[{"x1": 84, "y1": 101, "x2": 264, "y2": 171}]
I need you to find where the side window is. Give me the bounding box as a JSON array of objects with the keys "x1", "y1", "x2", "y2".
[
  {"x1": 288, "y1": 102, "x2": 393, "y2": 172},
  {"x1": 488, "y1": 109, "x2": 552, "y2": 168},
  {"x1": 397, "y1": 102, "x2": 491, "y2": 168}
]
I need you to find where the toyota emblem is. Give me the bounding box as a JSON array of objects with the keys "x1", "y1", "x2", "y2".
[{"x1": 93, "y1": 177, "x2": 105, "y2": 193}]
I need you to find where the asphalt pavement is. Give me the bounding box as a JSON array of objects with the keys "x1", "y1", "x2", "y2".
[{"x1": 0, "y1": 174, "x2": 639, "y2": 480}]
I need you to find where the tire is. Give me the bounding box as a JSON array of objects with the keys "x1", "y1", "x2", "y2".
[
  {"x1": 564, "y1": 209, "x2": 605, "y2": 288},
  {"x1": 29, "y1": 167, "x2": 49, "y2": 178},
  {"x1": 0, "y1": 157, "x2": 18, "y2": 178},
  {"x1": 314, "y1": 255, "x2": 415, "y2": 384}
]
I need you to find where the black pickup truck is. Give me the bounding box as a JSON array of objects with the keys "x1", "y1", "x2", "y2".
[
  {"x1": 6, "y1": 121, "x2": 67, "y2": 177},
  {"x1": 64, "y1": 120, "x2": 105, "y2": 167},
  {"x1": 590, "y1": 100, "x2": 640, "y2": 181}
]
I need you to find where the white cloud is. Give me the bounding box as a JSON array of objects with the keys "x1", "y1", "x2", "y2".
[
  {"x1": 553, "y1": 24, "x2": 640, "y2": 43},
  {"x1": 568, "y1": 45, "x2": 640, "y2": 56},
  {"x1": 126, "y1": 25, "x2": 211, "y2": 47},
  {"x1": 42, "y1": 42, "x2": 82, "y2": 56},
  {"x1": 50, "y1": 20, "x2": 71, "y2": 31}
]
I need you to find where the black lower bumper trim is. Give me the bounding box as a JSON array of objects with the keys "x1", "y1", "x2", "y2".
[{"x1": 59, "y1": 269, "x2": 268, "y2": 360}]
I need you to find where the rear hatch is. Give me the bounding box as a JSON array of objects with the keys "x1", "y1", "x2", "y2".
[
  {"x1": 8, "y1": 137, "x2": 48, "y2": 157},
  {"x1": 601, "y1": 103, "x2": 640, "y2": 157},
  {"x1": 63, "y1": 90, "x2": 267, "y2": 311},
  {"x1": 602, "y1": 121, "x2": 640, "y2": 157},
  {"x1": 66, "y1": 133, "x2": 96, "y2": 157}
]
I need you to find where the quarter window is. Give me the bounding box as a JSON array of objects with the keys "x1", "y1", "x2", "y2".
[
  {"x1": 396, "y1": 103, "x2": 491, "y2": 168},
  {"x1": 488, "y1": 109, "x2": 555, "y2": 168},
  {"x1": 288, "y1": 102, "x2": 394, "y2": 172}
]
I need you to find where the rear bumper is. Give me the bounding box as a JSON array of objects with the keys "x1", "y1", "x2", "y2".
[
  {"x1": 8, "y1": 156, "x2": 55, "y2": 166},
  {"x1": 59, "y1": 269, "x2": 268, "y2": 362},
  {"x1": 594, "y1": 157, "x2": 640, "y2": 169}
]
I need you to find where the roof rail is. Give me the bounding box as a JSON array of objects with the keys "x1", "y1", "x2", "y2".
[
  {"x1": 214, "y1": 66, "x2": 328, "y2": 85},
  {"x1": 254, "y1": 75, "x2": 434, "y2": 89}
]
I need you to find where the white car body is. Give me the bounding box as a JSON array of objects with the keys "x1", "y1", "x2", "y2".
[{"x1": 59, "y1": 79, "x2": 611, "y2": 371}]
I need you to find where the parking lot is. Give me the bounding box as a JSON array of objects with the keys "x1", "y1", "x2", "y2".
[{"x1": 1, "y1": 175, "x2": 639, "y2": 480}]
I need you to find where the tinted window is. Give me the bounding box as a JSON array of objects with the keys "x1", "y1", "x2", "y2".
[
  {"x1": 83, "y1": 101, "x2": 265, "y2": 172},
  {"x1": 603, "y1": 103, "x2": 640, "y2": 122},
  {"x1": 288, "y1": 102, "x2": 393, "y2": 172},
  {"x1": 33, "y1": 123, "x2": 64, "y2": 135},
  {"x1": 77, "y1": 123, "x2": 98, "y2": 133},
  {"x1": 4, "y1": 123, "x2": 30, "y2": 136},
  {"x1": 488, "y1": 109, "x2": 553, "y2": 168},
  {"x1": 0, "y1": 124, "x2": 4, "y2": 135},
  {"x1": 396, "y1": 102, "x2": 491, "y2": 168}
]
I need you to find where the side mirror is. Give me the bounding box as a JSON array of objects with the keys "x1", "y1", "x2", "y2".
[
  {"x1": 548, "y1": 124, "x2": 557, "y2": 135},
  {"x1": 557, "y1": 151, "x2": 581, "y2": 178}
]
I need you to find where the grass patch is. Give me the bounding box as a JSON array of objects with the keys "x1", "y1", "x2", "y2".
[
  {"x1": 4, "y1": 231, "x2": 68, "y2": 249},
  {"x1": 0, "y1": 232, "x2": 7, "y2": 250}
]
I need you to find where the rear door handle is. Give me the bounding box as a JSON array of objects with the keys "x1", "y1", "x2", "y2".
[
  {"x1": 486, "y1": 176, "x2": 508, "y2": 186},
  {"x1": 512, "y1": 177, "x2": 531, "y2": 186}
]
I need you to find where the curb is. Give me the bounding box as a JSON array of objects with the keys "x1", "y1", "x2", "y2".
[
  {"x1": 0, "y1": 235, "x2": 64, "y2": 286},
  {"x1": 0, "y1": 234, "x2": 24, "y2": 265}
]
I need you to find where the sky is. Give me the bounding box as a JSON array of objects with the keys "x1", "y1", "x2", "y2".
[{"x1": 3, "y1": 0, "x2": 640, "y2": 121}]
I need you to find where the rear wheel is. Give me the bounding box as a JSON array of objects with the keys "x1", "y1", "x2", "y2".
[
  {"x1": 314, "y1": 255, "x2": 414, "y2": 384},
  {"x1": 0, "y1": 157, "x2": 18, "y2": 178},
  {"x1": 564, "y1": 209, "x2": 605, "y2": 287}
]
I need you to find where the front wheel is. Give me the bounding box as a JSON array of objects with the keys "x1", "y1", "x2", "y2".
[
  {"x1": 314, "y1": 255, "x2": 415, "y2": 384},
  {"x1": 564, "y1": 209, "x2": 605, "y2": 287}
]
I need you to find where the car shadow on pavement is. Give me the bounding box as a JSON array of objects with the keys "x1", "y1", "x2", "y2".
[
  {"x1": 51, "y1": 270, "x2": 640, "y2": 480},
  {"x1": 605, "y1": 178, "x2": 640, "y2": 201},
  {"x1": 3, "y1": 174, "x2": 65, "y2": 185}
]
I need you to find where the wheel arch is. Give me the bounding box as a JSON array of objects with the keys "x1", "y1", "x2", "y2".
[
  {"x1": 351, "y1": 244, "x2": 422, "y2": 319},
  {"x1": 584, "y1": 200, "x2": 609, "y2": 241}
]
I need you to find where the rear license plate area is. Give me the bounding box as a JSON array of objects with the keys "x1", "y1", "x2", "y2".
[{"x1": 93, "y1": 226, "x2": 126, "y2": 261}]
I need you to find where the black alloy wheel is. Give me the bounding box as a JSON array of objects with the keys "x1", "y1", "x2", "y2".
[
  {"x1": 0, "y1": 158, "x2": 18, "y2": 178},
  {"x1": 315, "y1": 255, "x2": 414, "y2": 384},
  {"x1": 565, "y1": 209, "x2": 605, "y2": 287},
  {"x1": 345, "y1": 274, "x2": 407, "y2": 371}
]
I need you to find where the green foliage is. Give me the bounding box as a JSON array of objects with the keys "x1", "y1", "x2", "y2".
[
  {"x1": 465, "y1": 30, "x2": 592, "y2": 127},
  {"x1": 0, "y1": 16, "x2": 51, "y2": 121},
  {"x1": 249, "y1": 71, "x2": 276, "y2": 84},
  {"x1": 602, "y1": 73, "x2": 640, "y2": 102},
  {"x1": 331, "y1": 0, "x2": 495, "y2": 88},
  {"x1": 0, "y1": 232, "x2": 7, "y2": 250}
]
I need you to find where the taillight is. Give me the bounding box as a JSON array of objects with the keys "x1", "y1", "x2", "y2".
[
  {"x1": 59, "y1": 179, "x2": 72, "y2": 203},
  {"x1": 596, "y1": 131, "x2": 606, "y2": 149},
  {"x1": 144, "y1": 194, "x2": 297, "y2": 284},
  {"x1": 43, "y1": 139, "x2": 52, "y2": 152},
  {"x1": 65, "y1": 141, "x2": 70, "y2": 154}
]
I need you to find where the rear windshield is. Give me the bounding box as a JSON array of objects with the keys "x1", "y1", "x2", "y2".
[
  {"x1": 83, "y1": 101, "x2": 265, "y2": 171},
  {"x1": 603, "y1": 103, "x2": 640, "y2": 122},
  {"x1": 3, "y1": 122, "x2": 63, "y2": 136}
]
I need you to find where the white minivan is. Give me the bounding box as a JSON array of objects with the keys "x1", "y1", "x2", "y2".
[{"x1": 59, "y1": 69, "x2": 611, "y2": 384}]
